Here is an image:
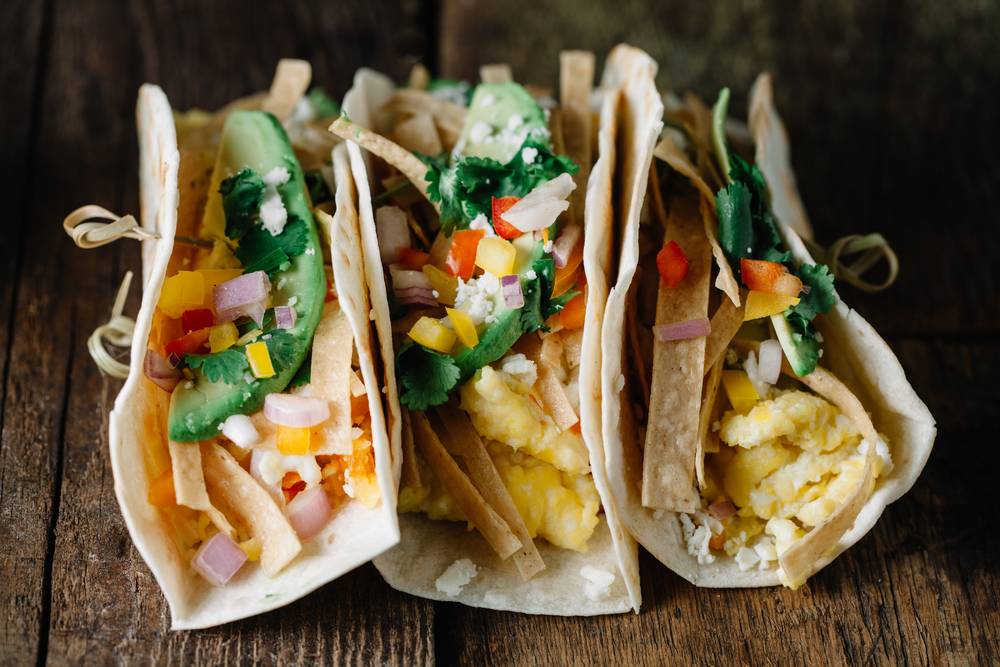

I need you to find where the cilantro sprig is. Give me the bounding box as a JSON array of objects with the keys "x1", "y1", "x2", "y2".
[
  {"x1": 220, "y1": 168, "x2": 265, "y2": 240},
  {"x1": 396, "y1": 343, "x2": 461, "y2": 411},
  {"x1": 184, "y1": 329, "x2": 300, "y2": 386},
  {"x1": 521, "y1": 258, "x2": 579, "y2": 334}
]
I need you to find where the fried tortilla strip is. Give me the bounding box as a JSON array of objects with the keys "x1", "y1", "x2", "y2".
[
  {"x1": 516, "y1": 333, "x2": 579, "y2": 432},
  {"x1": 683, "y1": 92, "x2": 723, "y2": 190},
  {"x1": 695, "y1": 356, "x2": 724, "y2": 488},
  {"x1": 433, "y1": 402, "x2": 545, "y2": 580},
  {"x1": 201, "y1": 442, "x2": 302, "y2": 577},
  {"x1": 261, "y1": 59, "x2": 312, "y2": 123},
  {"x1": 394, "y1": 112, "x2": 443, "y2": 157},
  {"x1": 178, "y1": 92, "x2": 269, "y2": 153},
  {"x1": 399, "y1": 405, "x2": 420, "y2": 490},
  {"x1": 642, "y1": 196, "x2": 712, "y2": 512},
  {"x1": 560, "y1": 50, "x2": 595, "y2": 226},
  {"x1": 168, "y1": 440, "x2": 236, "y2": 539},
  {"x1": 408, "y1": 63, "x2": 430, "y2": 90},
  {"x1": 329, "y1": 117, "x2": 439, "y2": 213},
  {"x1": 562, "y1": 327, "x2": 584, "y2": 370},
  {"x1": 308, "y1": 298, "x2": 355, "y2": 455},
  {"x1": 410, "y1": 410, "x2": 522, "y2": 559},
  {"x1": 386, "y1": 89, "x2": 467, "y2": 140},
  {"x1": 480, "y1": 63, "x2": 513, "y2": 83},
  {"x1": 703, "y1": 295, "x2": 745, "y2": 374}
]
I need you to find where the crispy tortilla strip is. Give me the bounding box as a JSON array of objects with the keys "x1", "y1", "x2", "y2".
[
  {"x1": 560, "y1": 50, "x2": 595, "y2": 227},
  {"x1": 480, "y1": 63, "x2": 513, "y2": 83},
  {"x1": 307, "y1": 298, "x2": 355, "y2": 455},
  {"x1": 703, "y1": 295, "x2": 745, "y2": 374},
  {"x1": 748, "y1": 73, "x2": 814, "y2": 241},
  {"x1": 350, "y1": 369, "x2": 367, "y2": 397},
  {"x1": 410, "y1": 411, "x2": 521, "y2": 559},
  {"x1": 683, "y1": 92, "x2": 723, "y2": 190},
  {"x1": 516, "y1": 333, "x2": 580, "y2": 431},
  {"x1": 178, "y1": 92, "x2": 269, "y2": 153},
  {"x1": 562, "y1": 328, "x2": 584, "y2": 370},
  {"x1": 654, "y1": 136, "x2": 716, "y2": 208},
  {"x1": 328, "y1": 117, "x2": 439, "y2": 213},
  {"x1": 408, "y1": 63, "x2": 430, "y2": 90},
  {"x1": 433, "y1": 402, "x2": 545, "y2": 580},
  {"x1": 261, "y1": 59, "x2": 312, "y2": 123},
  {"x1": 386, "y1": 89, "x2": 467, "y2": 141},
  {"x1": 399, "y1": 406, "x2": 420, "y2": 490},
  {"x1": 642, "y1": 196, "x2": 711, "y2": 512},
  {"x1": 168, "y1": 440, "x2": 236, "y2": 539},
  {"x1": 704, "y1": 387, "x2": 722, "y2": 454},
  {"x1": 695, "y1": 356, "x2": 724, "y2": 488},
  {"x1": 393, "y1": 112, "x2": 443, "y2": 157},
  {"x1": 201, "y1": 442, "x2": 302, "y2": 578}
]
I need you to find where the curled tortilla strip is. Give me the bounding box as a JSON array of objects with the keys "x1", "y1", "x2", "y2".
[
  {"x1": 480, "y1": 63, "x2": 513, "y2": 83},
  {"x1": 654, "y1": 135, "x2": 716, "y2": 211},
  {"x1": 261, "y1": 59, "x2": 312, "y2": 123},
  {"x1": 200, "y1": 442, "x2": 302, "y2": 578},
  {"x1": 393, "y1": 112, "x2": 443, "y2": 157},
  {"x1": 642, "y1": 196, "x2": 711, "y2": 512},
  {"x1": 399, "y1": 406, "x2": 420, "y2": 490},
  {"x1": 306, "y1": 297, "x2": 355, "y2": 456},
  {"x1": 560, "y1": 50, "x2": 595, "y2": 226},
  {"x1": 409, "y1": 410, "x2": 522, "y2": 560},
  {"x1": 515, "y1": 334, "x2": 579, "y2": 432},
  {"x1": 168, "y1": 440, "x2": 235, "y2": 539},
  {"x1": 408, "y1": 63, "x2": 430, "y2": 90},
  {"x1": 702, "y1": 295, "x2": 745, "y2": 374},
  {"x1": 386, "y1": 88, "x2": 466, "y2": 140},
  {"x1": 328, "y1": 117, "x2": 438, "y2": 213},
  {"x1": 695, "y1": 356, "x2": 724, "y2": 489},
  {"x1": 562, "y1": 328, "x2": 584, "y2": 370},
  {"x1": 433, "y1": 402, "x2": 545, "y2": 580}
]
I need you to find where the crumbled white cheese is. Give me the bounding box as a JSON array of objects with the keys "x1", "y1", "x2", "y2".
[
  {"x1": 526, "y1": 269, "x2": 537, "y2": 280},
  {"x1": 305, "y1": 248, "x2": 316, "y2": 255},
  {"x1": 260, "y1": 167, "x2": 291, "y2": 236},
  {"x1": 480, "y1": 93, "x2": 496, "y2": 107},
  {"x1": 342, "y1": 469, "x2": 356, "y2": 498},
  {"x1": 500, "y1": 353, "x2": 537, "y2": 387},
  {"x1": 521, "y1": 146, "x2": 539, "y2": 164},
  {"x1": 262, "y1": 333, "x2": 272, "y2": 340},
  {"x1": 455, "y1": 274, "x2": 499, "y2": 325},
  {"x1": 468, "y1": 213, "x2": 496, "y2": 237},
  {"x1": 259, "y1": 451, "x2": 322, "y2": 487},
  {"x1": 185, "y1": 381, "x2": 193, "y2": 389},
  {"x1": 679, "y1": 512, "x2": 721, "y2": 565},
  {"x1": 432, "y1": 290, "x2": 440, "y2": 298},
  {"x1": 754, "y1": 537, "x2": 778, "y2": 570},
  {"x1": 277, "y1": 278, "x2": 288, "y2": 291},
  {"x1": 507, "y1": 114, "x2": 524, "y2": 131},
  {"x1": 217, "y1": 423, "x2": 225, "y2": 431},
  {"x1": 735, "y1": 546, "x2": 761, "y2": 571},
  {"x1": 580, "y1": 565, "x2": 615, "y2": 601},
  {"x1": 436, "y1": 559, "x2": 477, "y2": 596},
  {"x1": 653, "y1": 509, "x2": 665, "y2": 520},
  {"x1": 543, "y1": 239, "x2": 554, "y2": 253},
  {"x1": 711, "y1": 421, "x2": 721, "y2": 433},
  {"x1": 469, "y1": 121, "x2": 493, "y2": 144},
  {"x1": 859, "y1": 436, "x2": 894, "y2": 477},
  {"x1": 726, "y1": 348, "x2": 739, "y2": 365},
  {"x1": 287, "y1": 296, "x2": 298, "y2": 307}
]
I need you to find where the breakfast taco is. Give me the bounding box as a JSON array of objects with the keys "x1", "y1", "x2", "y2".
[
  {"x1": 601, "y1": 51, "x2": 936, "y2": 588},
  {"x1": 325, "y1": 52, "x2": 641, "y2": 614},
  {"x1": 65, "y1": 61, "x2": 398, "y2": 629}
]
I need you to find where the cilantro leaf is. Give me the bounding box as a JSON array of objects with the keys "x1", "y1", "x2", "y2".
[
  {"x1": 186, "y1": 349, "x2": 249, "y2": 385},
  {"x1": 520, "y1": 259, "x2": 579, "y2": 333},
  {"x1": 220, "y1": 168, "x2": 266, "y2": 241},
  {"x1": 396, "y1": 343, "x2": 461, "y2": 410},
  {"x1": 790, "y1": 264, "x2": 836, "y2": 321},
  {"x1": 716, "y1": 181, "x2": 754, "y2": 275},
  {"x1": 261, "y1": 330, "x2": 298, "y2": 372},
  {"x1": 307, "y1": 88, "x2": 340, "y2": 118},
  {"x1": 234, "y1": 217, "x2": 309, "y2": 275},
  {"x1": 289, "y1": 352, "x2": 311, "y2": 387}
]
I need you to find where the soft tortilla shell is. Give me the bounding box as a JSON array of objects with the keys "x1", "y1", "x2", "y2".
[
  {"x1": 108, "y1": 85, "x2": 398, "y2": 629},
  {"x1": 601, "y1": 58, "x2": 936, "y2": 586}
]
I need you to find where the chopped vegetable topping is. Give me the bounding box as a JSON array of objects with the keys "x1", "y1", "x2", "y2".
[
  {"x1": 447, "y1": 308, "x2": 480, "y2": 348},
  {"x1": 559, "y1": 292, "x2": 586, "y2": 330},
  {"x1": 396, "y1": 343, "x2": 461, "y2": 411},
  {"x1": 744, "y1": 291, "x2": 801, "y2": 321},
  {"x1": 740, "y1": 258, "x2": 802, "y2": 296},
  {"x1": 408, "y1": 316, "x2": 458, "y2": 354},
  {"x1": 721, "y1": 370, "x2": 759, "y2": 415},
  {"x1": 445, "y1": 229, "x2": 486, "y2": 279},
  {"x1": 276, "y1": 424, "x2": 311, "y2": 456},
  {"x1": 399, "y1": 247, "x2": 430, "y2": 271},
  {"x1": 656, "y1": 240, "x2": 690, "y2": 289},
  {"x1": 474, "y1": 237, "x2": 516, "y2": 277},
  {"x1": 182, "y1": 309, "x2": 216, "y2": 334},
  {"x1": 492, "y1": 196, "x2": 522, "y2": 239},
  {"x1": 246, "y1": 341, "x2": 276, "y2": 378}
]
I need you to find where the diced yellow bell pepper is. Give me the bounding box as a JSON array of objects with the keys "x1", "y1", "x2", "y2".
[
  {"x1": 158, "y1": 271, "x2": 205, "y2": 317},
  {"x1": 446, "y1": 308, "x2": 479, "y2": 348},
  {"x1": 209, "y1": 322, "x2": 239, "y2": 353},
  {"x1": 474, "y1": 237, "x2": 516, "y2": 277},
  {"x1": 743, "y1": 291, "x2": 800, "y2": 321},
  {"x1": 147, "y1": 467, "x2": 176, "y2": 508},
  {"x1": 198, "y1": 269, "x2": 244, "y2": 307},
  {"x1": 408, "y1": 316, "x2": 457, "y2": 353},
  {"x1": 246, "y1": 341, "x2": 275, "y2": 378},
  {"x1": 239, "y1": 537, "x2": 262, "y2": 561},
  {"x1": 276, "y1": 424, "x2": 310, "y2": 455},
  {"x1": 721, "y1": 370, "x2": 759, "y2": 415},
  {"x1": 236, "y1": 328, "x2": 263, "y2": 347},
  {"x1": 422, "y1": 264, "x2": 458, "y2": 306}
]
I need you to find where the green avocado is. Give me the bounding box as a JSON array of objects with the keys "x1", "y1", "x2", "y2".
[
  {"x1": 770, "y1": 312, "x2": 819, "y2": 378},
  {"x1": 458, "y1": 82, "x2": 549, "y2": 165},
  {"x1": 168, "y1": 111, "x2": 326, "y2": 442}
]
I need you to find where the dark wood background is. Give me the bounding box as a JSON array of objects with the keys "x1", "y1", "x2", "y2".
[{"x1": 1, "y1": 0, "x2": 997, "y2": 664}]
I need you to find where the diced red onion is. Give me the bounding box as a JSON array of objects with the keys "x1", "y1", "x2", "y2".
[
  {"x1": 397, "y1": 293, "x2": 439, "y2": 309},
  {"x1": 501, "y1": 274, "x2": 524, "y2": 309},
  {"x1": 167, "y1": 352, "x2": 181, "y2": 367},
  {"x1": 285, "y1": 485, "x2": 332, "y2": 541},
  {"x1": 801, "y1": 284, "x2": 811, "y2": 294},
  {"x1": 757, "y1": 339, "x2": 783, "y2": 385},
  {"x1": 552, "y1": 224, "x2": 581, "y2": 269},
  {"x1": 190, "y1": 532, "x2": 248, "y2": 586},
  {"x1": 390, "y1": 265, "x2": 433, "y2": 293},
  {"x1": 394, "y1": 285, "x2": 436, "y2": 298},
  {"x1": 376, "y1": 206, "x2": 410, "y2": 265},
  {"x1": 250, "y1": 449, "x2": 284, "y2": 507},
  {"x1": 222, "y1": 414, "x2": 261, "y2": 449},
  {"x1": 143, "y1": 349, "x2": 182, "y2": 392},
  {"x1": 274, "y1": 305, "x2": 297, "y2": 330},
  {"x1": 708, "y1": 499, "x2": 737, "y2": 520},
  {"x1": 264, "y1": 393, "x2": 331, "y2": 428},
  {"x1": 214, "y1": 271, "x2": 271, "y2": 327},
  {"x1": 502, "y1": 173, "x2": 576, "y2": 232},
  {"x1": 653, "y1": 317, "x2": 711, "y2": 342}
]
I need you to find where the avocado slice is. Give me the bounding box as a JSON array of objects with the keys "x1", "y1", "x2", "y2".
[
  {"x1": 770, "y1": 312, "x2": 819, "y2": 377},
  {"x1": 458, "y1": 82, "x2": 549, "y2": 165},
  {"x1": 168, "y1": 111, "x2": 326, "y2": 442}
]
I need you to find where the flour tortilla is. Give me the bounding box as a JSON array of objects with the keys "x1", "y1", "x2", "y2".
[
  {"x1": 107, "y1": 84, "x2": 398, "y2": 629},
  {"x1": 601, "y1": 52, "x2": 936, "y2": 587},
  {"x1": 344, "y1": 64, "x2": 637, "y2": 613}
]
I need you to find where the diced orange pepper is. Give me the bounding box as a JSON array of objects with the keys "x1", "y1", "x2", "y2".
[
  {"x1": 559, "y1": 292, "x2": 586, "y2": 330},
  {"x1": 325, "y1": 277, "x2": 338, "y2": 302},
  {"x1": 743, "y1": 291, "x2": 800, "y2": 321},
  {"x1": 147, "y1": 467, "x2": 176, "y2": 508},
  {"x1": 445, "y1": 229, "x2": 486, "y2": 279},
  {"x1": 164, "y1": 327, "x2": 211, "y2": 358},
  {"x1": 492, "y1": 196, "x2": 522, "y2": 240},
  {"x1": 569, "y1": 422, "x2": 582, "y2": 435},
  {"x1": 741, "y1": 258, "x2": 802, "y2": 296},
  {"x1": 277, "y1": 424, "x2": 311, "y2": 456},
  {"x1": 552, "y1": 239, "x2": 584, "y2": 297},
  {"x1": 709, "y1": 525, "x2": 727, "y2": 550},
  {"x1": 399, "y1": 247, "x2": 430, "y2": 271},
  {"x1": 181, "y1": 308, "x2": 215, "y2": 334},
  {"x1": 656, "y1": 240, "x2": 690, "y2": 289}
]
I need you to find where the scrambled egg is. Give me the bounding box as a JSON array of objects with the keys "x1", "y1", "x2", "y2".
[
  {"x1": 705, "y1": 389, "x2": 890, "y2": 561},
  {"x1": 459, "y1": 366, "x2": 591, "y2": 475}
]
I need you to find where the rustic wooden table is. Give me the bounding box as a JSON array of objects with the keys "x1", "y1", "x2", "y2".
[{"x1": 2, "y1": 1, "x2": 997, "y2": 664}]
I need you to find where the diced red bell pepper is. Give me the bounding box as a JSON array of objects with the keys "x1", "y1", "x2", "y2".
[
  {"x1": 399, "y1": 247, "x2": 430, "y2": 271},
  {"x1": 181, "y1": 308, "x2": 215, "y2": 334},
  {"x1": 164, "y1": 327, "x2": 211, "y2": 358},
  {"x1": 325, "y1": 277, "x2": 337, "y2": 302},
  {"x1": 740, "y1": 258, "x2": 803, "y2": 296},
  {"x1": 492, "y1": 196, "x2": 522, "y2": 240},
  {"x1": 282, "y1": 472, "x2": 308, "y2": 502},
  {"x1": 656, "y1": 240, "x2": 689, "y2": 289},
  {"x1": 559, "y1": 292, "x2": 587, "y2": 330},
  {"x1": 445, "y1": 229, "x2": 486, "y2": 279}
]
